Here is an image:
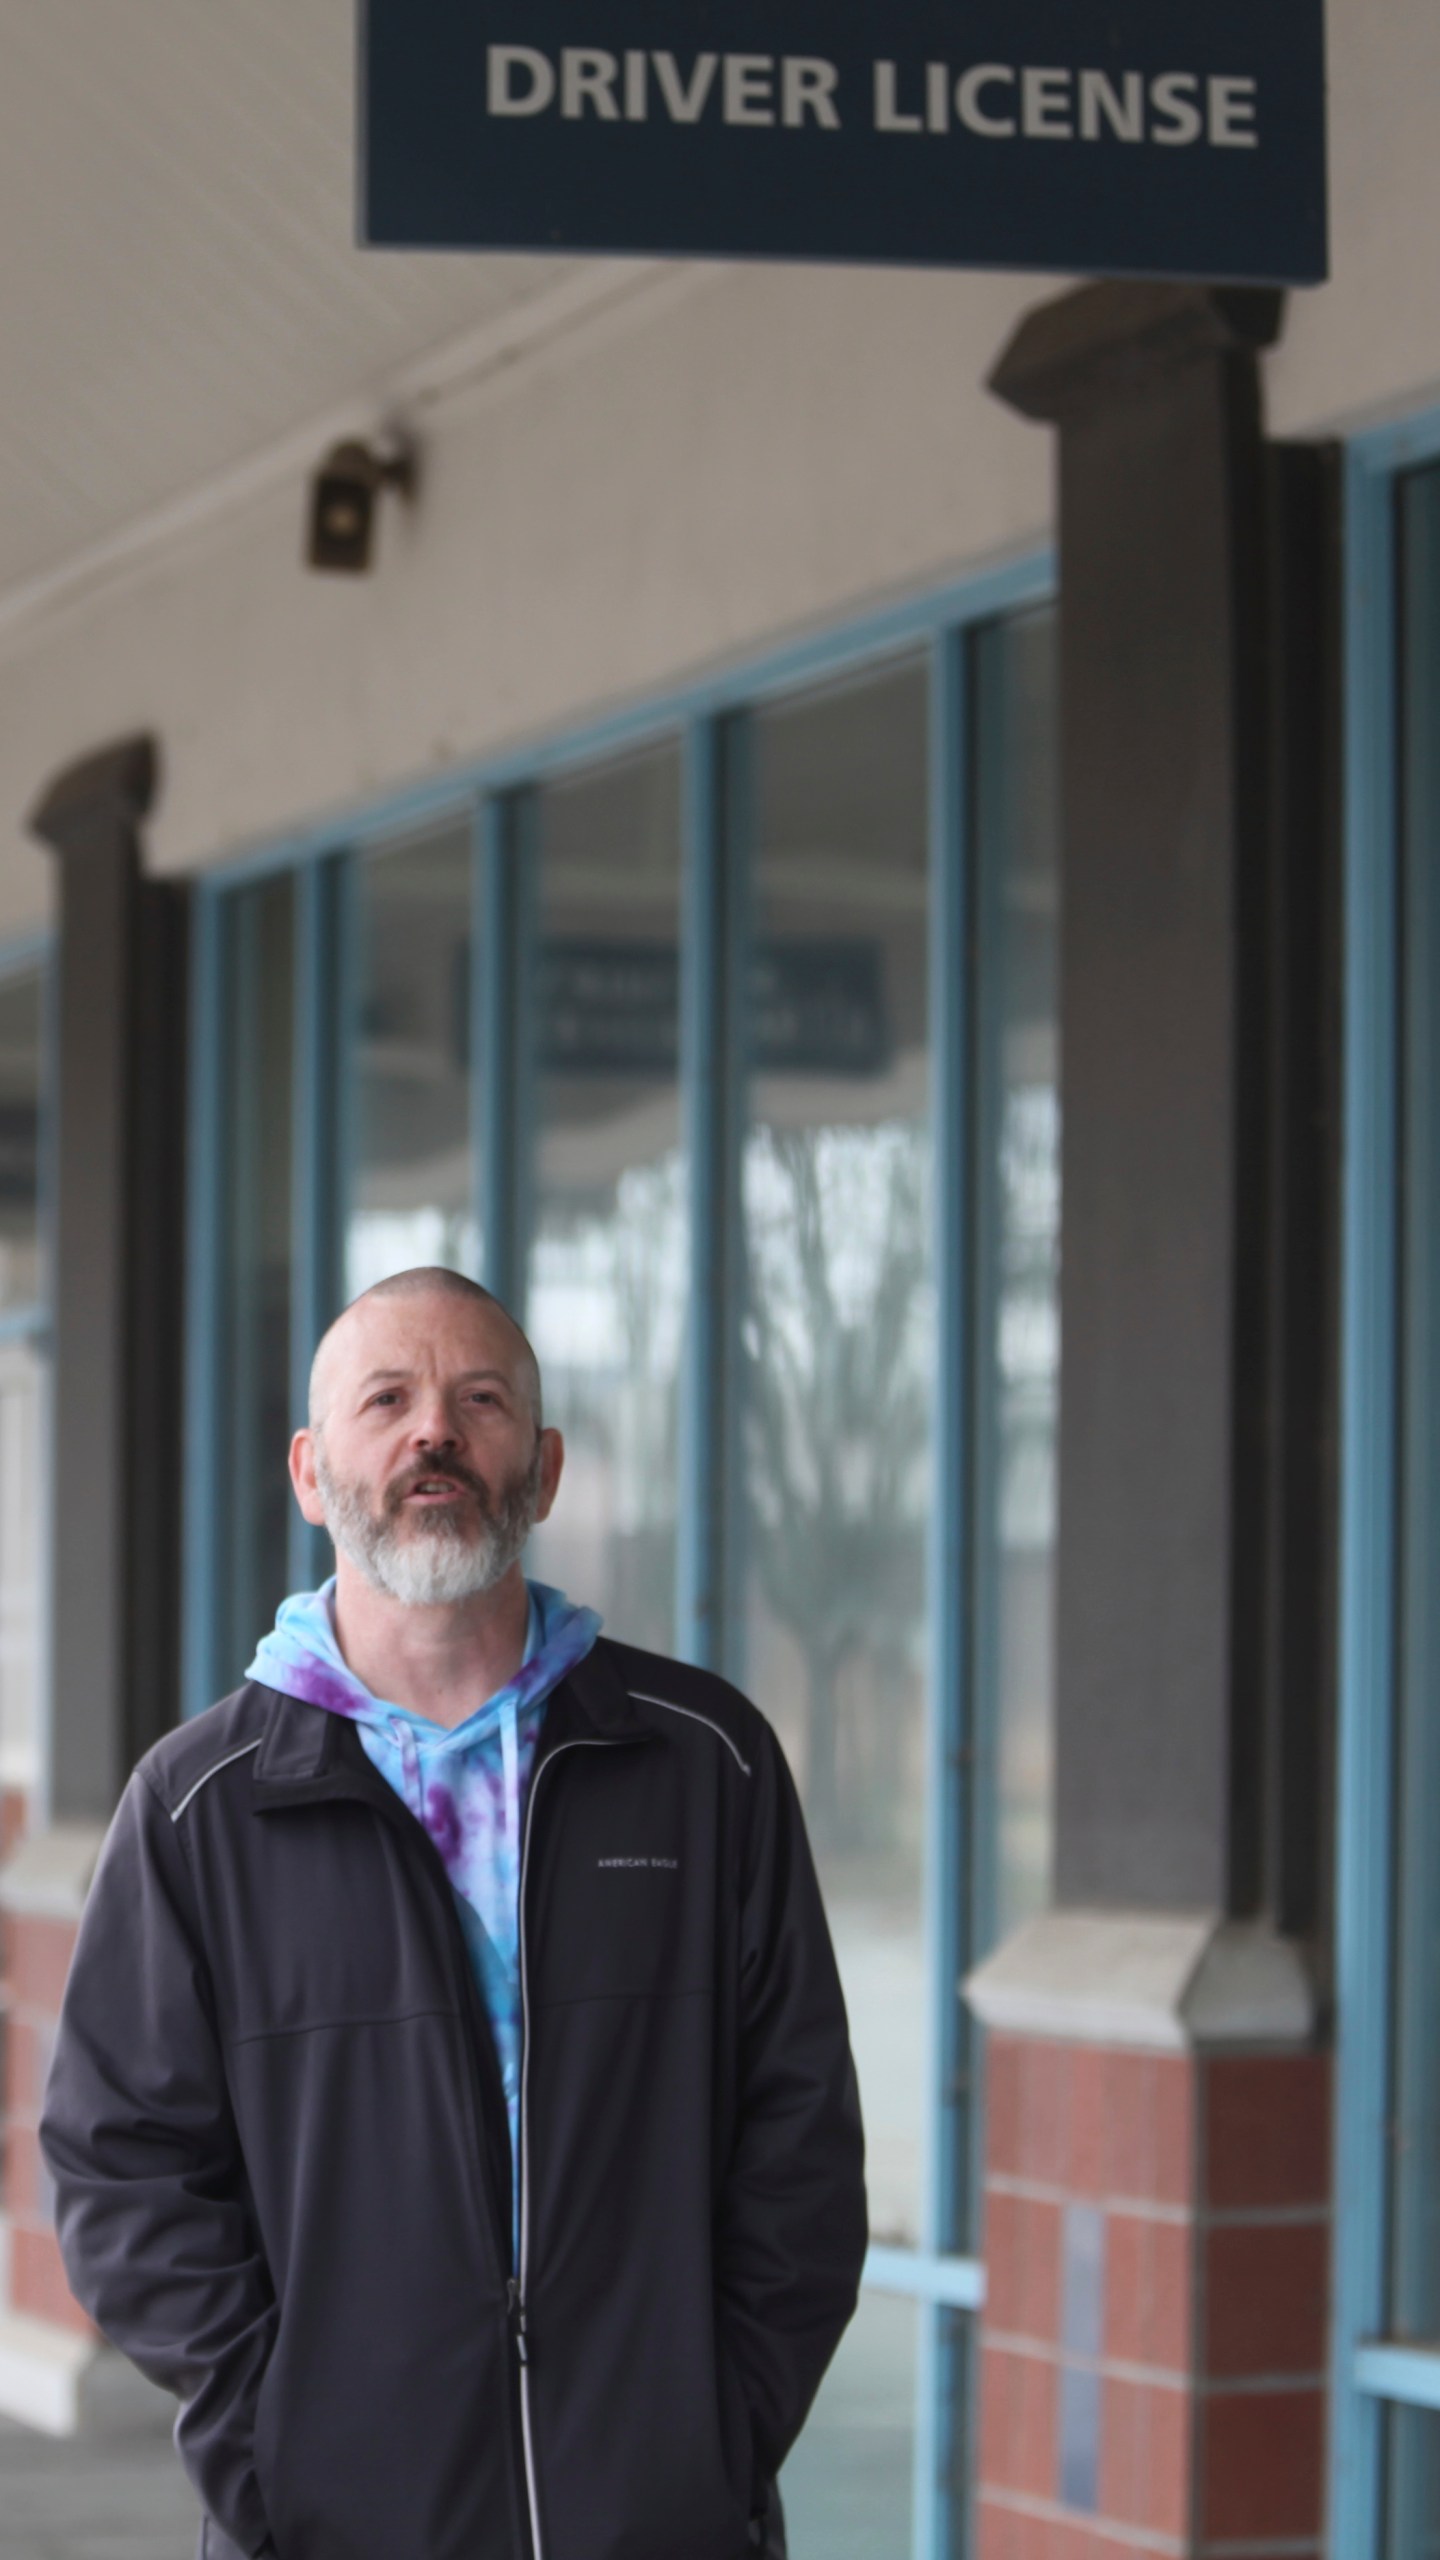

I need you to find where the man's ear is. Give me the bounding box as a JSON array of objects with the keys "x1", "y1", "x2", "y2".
[
  {"x1": 533, "y1": 1427, "x2": 564, "y2": 1526},
  {"x1": 290, "y1": 1428, "x2": 328, "y2": 1529}
]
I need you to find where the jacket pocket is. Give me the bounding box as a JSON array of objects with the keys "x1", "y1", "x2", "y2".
[
  {"x1": 715, "y1": 2331, "x2": 759, "y2": 2527},
  {"x1": 250, "y1": 2333, "x2": 283, "y2": 2541}
]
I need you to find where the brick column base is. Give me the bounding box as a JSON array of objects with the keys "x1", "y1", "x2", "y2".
[
  {"x1": 3, "y1": 1906, "x2": 91, "y2": 2333},
  {"x1": 1, "y1": 1825, "x2": 106, "y2": 2419},
  {"x1": 967, "y1": 1913, "x2": 1328, "y2": 2560}
]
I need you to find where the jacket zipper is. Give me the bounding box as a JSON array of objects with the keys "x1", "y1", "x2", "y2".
[
  {"x1": 429, "y1": 1864, "x2": 536, "y2": 2556},
  {"x1": 257, "y1": 1754, "x2": 534, "y2": 2551},
  {"x1": 513, "y1": 1737, "x2": 629, "y2": 2560},
  {"x1": 416, "y1": 1824, "x2": 535, "y2": 2555}
]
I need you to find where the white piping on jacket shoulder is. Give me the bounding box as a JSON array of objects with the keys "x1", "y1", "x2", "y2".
[
  {"x1": 626, "y1": 1691, "x2": 753, "y2": 1778},
  {"x1": 169, "y1": 1737, "x2": 264, "y2": 1821}
]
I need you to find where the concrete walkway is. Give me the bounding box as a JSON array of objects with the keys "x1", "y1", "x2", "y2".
[{"x1": 0, "y1": 2412, "x2": 199, "y2": 2560}]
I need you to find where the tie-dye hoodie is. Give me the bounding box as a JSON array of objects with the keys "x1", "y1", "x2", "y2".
[{"x1": 246, "y1": 1577, "x2": 601, "y2": 2246}]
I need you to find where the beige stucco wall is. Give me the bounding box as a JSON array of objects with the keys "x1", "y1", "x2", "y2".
[
  {"x1": 0, "y1": 261, "x2": 1055, "y2": 940},
  {"x1": 2, "y1": 0, "x2": 1440, "y2": 941},
  {"x1": 1268, "y1": 0, "x2": 1440, "y2": 438}
]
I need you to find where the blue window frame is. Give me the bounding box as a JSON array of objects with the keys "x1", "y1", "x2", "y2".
[
  {"x1": 1332, "y1": 407, "x2": 1440, "y2": 2556},
  {"x1": 184, "y1": 557, "x2": 1056, "y2": 2560}
]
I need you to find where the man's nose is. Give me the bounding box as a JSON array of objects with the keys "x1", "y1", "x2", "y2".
[{"x1": 410, "y1": 1400, "x2": 459, "y2": 1449}]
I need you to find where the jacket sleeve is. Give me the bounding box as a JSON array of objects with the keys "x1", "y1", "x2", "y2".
[
  {"x1": 714, "y1": 1719, "x2": 868, "y2": 2482},
  {"x1": 38, "y1": 1769, "x2": 279, "y2": 2560}
]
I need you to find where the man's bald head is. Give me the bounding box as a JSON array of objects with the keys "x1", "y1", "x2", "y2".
[{"x1": 308, "y1": 1270, "x2": 543, "y2": 1435}]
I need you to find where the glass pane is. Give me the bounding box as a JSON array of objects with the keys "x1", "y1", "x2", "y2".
[
  {"x1": 525, "y1": 747, "x2": 685, "y2": 1650},
  {"x1": 1384, "y1": 2404, "x2": 1440, "y2": 2560},
  {"x1": 1391, "y1": 462, "x2": 1440, "y2": 2336},
  {"x1": 780, "y1": 2291, "x2": 917, "y2": 2560},
  {"x1": 214, "y1": 876, "x2": 295, "y2": 1691},
  {"x1": 0, "y1": 970, "x2": 43, "y2": 1312},
  {"x1": 347, "y1": 821, "x2": 477, "y2": 1298},
  {"x1": 972, "y1": 609, "x2": 1061, "y2": 1947},
  {"x1": 738, "y1": 657, "x2": 931, "y2": 2251}
]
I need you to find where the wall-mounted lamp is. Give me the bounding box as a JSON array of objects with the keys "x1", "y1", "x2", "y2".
[{"x1": 306, "y1": 434, "x2": 417, "y2": 574}]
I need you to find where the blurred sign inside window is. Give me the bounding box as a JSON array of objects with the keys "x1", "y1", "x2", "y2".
[
  {"x1": 360, "y1": 0, "x2": 1327, "y2": 284},
  {"x1": 535, "y1": 939, "x2": 890, "y2": 1080}
]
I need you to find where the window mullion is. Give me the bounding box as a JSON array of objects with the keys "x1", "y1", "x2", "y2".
[
  {"x1": 1328, "y1": 446, "x2": 1404, "y2": 2557},
  {"x1": 911, "y1": 627, "x2": 975, "y2": 2560},
  {"x1": 678, "y1": 714, "x2": 746, "y2": 1675}
]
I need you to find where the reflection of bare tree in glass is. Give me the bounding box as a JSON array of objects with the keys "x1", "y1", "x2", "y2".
[
  {"x1": 533, "y1": 1153, "x2": 686, "y2": 1652},
  {"x1": 605, "y1": 1154, "x2": 686, "y2": 1645},
  {"x1": 743, "y1": 1123, "x2": 930, "y2": 1858}
]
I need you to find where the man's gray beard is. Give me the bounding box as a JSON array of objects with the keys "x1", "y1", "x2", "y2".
[{"x1": 313, "y1": 1440, "x2": 543, "y2": 1607}]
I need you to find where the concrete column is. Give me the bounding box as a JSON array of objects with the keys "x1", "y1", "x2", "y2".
[
  {"x1": 996, "y1": 285, "x2": 1277, "y2": 1910},
  {"x1": 27, "y1": 734, "x2": 187, "y2": 1818},
  {"x1": 967, "y1": 285, "x2": 1341, "y2": 2560}
]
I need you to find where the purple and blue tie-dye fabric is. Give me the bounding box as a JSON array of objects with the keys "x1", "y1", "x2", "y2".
[{"x1": 246, "y1": 1577, "x2": 600, "y2": 2246}]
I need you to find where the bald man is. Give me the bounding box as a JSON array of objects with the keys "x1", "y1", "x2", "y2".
[{"x1": 40, "y1": 1270, "x2": 866, "y2": 2560}]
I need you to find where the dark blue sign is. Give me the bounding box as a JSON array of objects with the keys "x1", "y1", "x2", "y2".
[{"x1": 360, "y1": 0, "x2": 1327, "y2": 285}]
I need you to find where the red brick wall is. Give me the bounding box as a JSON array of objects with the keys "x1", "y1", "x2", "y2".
[
  {"x1": 0, "y1": 1903, "x2": 93, "y2": 2336},
  {"x1": 0, "y1": 1787, "x2": 27, "y2": 1864},
  {"x1": 977, "y1": 2036, "x2": 1330, "y2": 2560},
  {"x1": 1195, "y1": 2054, "x2": 1331, "y2": 2554}
]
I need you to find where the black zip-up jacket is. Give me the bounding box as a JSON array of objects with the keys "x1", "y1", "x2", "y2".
[{"x1": 39, "y1": 1638, "x2": 866, "y2": 2560}]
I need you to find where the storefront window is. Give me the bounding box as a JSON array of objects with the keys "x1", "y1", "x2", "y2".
[
  {"x1": 524, "y1": 746, "x2": 686, "y2": 1650},
  {"x1": 781, "y1": 2292, "x2": 919, "y2": 2560},
  {"x1": 739, "y1": 657, "x2": 933, "y2": 2279},
  {"x1": 347, "y1": 820, "x2": 477, "y2": 1297},
  {"x1": 971, "y1": 609, "x2": 1061, "y2": 1944},
  {"x1": 0, "y1": 962, "x2": 46, "y2": 1811}
]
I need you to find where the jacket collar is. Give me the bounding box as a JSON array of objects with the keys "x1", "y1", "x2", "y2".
[
  {"x1": 248, "y1": 1636, "x2": 650, "y2": 1812},
  {"x1": 538, "y1": 1637, "x2": 650, "y2": 1748},
  {"x1": 252, "y1": 1681, "x2": 336, "y2": 1786},
  {"x1": 250, "y1": 1684, "x2": 391, "y2": 1816}
]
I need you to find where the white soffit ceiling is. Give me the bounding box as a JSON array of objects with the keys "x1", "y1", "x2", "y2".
[{"x1": 0, "y1": 0, "x2": 602, "y2": 602}]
